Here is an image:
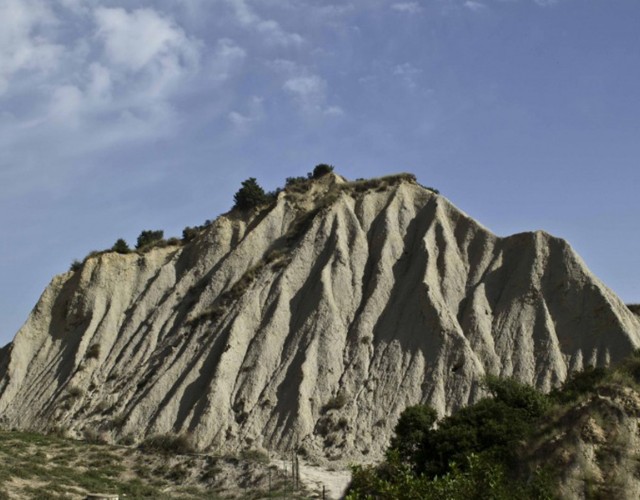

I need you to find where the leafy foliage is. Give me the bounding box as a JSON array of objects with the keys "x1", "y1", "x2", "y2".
[
  {"x1": 111, "y1": 238, "x2": 130, "y2": 254},
  {"x1": 550, "y1": 366, "x2": 607, "y2": 403},
  {"x1": 346, "y1": 376, "x2": 556, "y2": 499},
  {"x1": 182, "y1": 226, "x2": 199, "y2": 242},
  {"x1": 419, "y1": 378, "x2": 549, "y2": 479},
  {"x1": 233, "y1": 177, "x2": 268, "y2": 210},
  {"x1": 389, "y1": 405, "x2": 437, "y2": 469},
  {"x1": 312, "y1": 163, "x2": 334, "y2": 178},
  {"x1": 136, "y1": 230, "x2": 164, "y2": 250},
  {"x1": 347, "y1": 452, "x2": 552, "y2": 500}
]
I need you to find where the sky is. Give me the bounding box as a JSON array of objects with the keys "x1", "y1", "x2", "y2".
[{"x1": 1, "y1": 0, "x2": 639, "y2": 346}]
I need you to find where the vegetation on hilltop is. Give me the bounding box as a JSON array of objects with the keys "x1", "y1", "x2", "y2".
[
  {"x1": 627, "y1": 303, "x2": 640, "y2": 316},
  {"x1": 233, "y1": 177, "x2": 269, "y2": 210},
  {"x1": 68, "y1": 166, "x2": 432, "y2": 273}
]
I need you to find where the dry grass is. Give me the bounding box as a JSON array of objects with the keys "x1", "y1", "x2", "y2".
[{"x1": 0, "y1": 430, "x2": 311, "y2": 499}]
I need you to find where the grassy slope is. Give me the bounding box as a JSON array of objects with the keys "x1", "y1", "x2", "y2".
[{"x1": 0, "y1": 431, "x2": 309, "y2": 499}]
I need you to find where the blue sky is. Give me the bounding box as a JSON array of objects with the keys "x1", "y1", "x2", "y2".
[{"x1": 1, "y1": 0, "x2": 639, "y2": 346}]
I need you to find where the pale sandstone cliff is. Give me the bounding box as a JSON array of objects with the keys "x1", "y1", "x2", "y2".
[{"x1": 0, "y1": 173, "x2": 638, "y2": 463}]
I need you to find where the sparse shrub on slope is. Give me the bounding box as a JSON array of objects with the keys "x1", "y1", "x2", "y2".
[
  {"x1": 182, "y1": 226, "x2": 199, "y2": 242},
  {"x1": 140, "y1": 434, "x2": 195, "y2": 455},
  {"x1": 86, "y1": 343, "x2": 101, "y2": 360},
  {"x1": 627, "y1": 303, "x2": 640, "y2": 315},
  {"x1": 549, "y1": 366, "x2": 607, "y2": 404}
]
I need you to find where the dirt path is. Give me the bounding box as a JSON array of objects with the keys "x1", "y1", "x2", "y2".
[{"x1": 273, "y1": 459, "x2": 351, "y2": 499}]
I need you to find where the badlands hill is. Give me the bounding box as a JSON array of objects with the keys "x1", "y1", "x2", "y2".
[{"x1": 0, "y1": 172, "x2": 638, "y2": 463}]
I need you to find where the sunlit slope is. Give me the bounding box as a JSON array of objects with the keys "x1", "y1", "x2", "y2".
[{"x1": 0, "y1": 173, "x2": 638, "y2": 462}]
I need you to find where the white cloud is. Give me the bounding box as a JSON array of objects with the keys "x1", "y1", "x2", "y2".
[
  {"x1": 0, "y1": 0, "x2": 63, "y2": 95},
  {"x1": 266, "y1": 58, "x2": 299, "y2": 76},
  {"x1": 49, "y1": 85, "x2": 83, "y2": 124},
  {"x1": 283, "y1": 74, "x2": 343, "y2": 116},
  {"x1": 391, "y1": 2, "x2": 423, "y2": 14},
  {"x1": 94, "y1": 7, "x2": 200, "y2": 74},
  {"x1": 0, "y1": 3, "x2": 213, "y2": 178},
  {"x1": 323, "y1": 106, "x2": 345, "y2": 117},
  {"x1": 284, "y1": 75, "x2": 325, "y2": 98},
  {"x1": 228, "y1": 96, "x2": 264, "y2": 130},
  {"x1": 464, "y1": 1, "x2": 486, "y2": 11},
  {"x1": 207, "y1": 38, "x2": 246, "y2": 81},
  {"x1": 225, "y1": 0, "x2": 304, "y2": 46},
  {"x1": 394, "y1": 62, "x2": 422, "y2": 89},
  {"x1": 58, "y1": 0, "x2": 91, "y2": 15},
  {"x1": 61, "y1": 7, "x2": 201, "y2": 122}
]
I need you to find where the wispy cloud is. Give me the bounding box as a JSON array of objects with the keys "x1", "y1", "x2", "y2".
[
  {"x1": 0, "y1": 0, "x2": 63, "y2": 95},
  {"x1": 464, "y1": 1, "x2": 486, "y2": 12},
  {"x1": 391, "y1": 2, "x2": 423, "y2": 14},
  {"x1": 207, "y1": 38, "x2": 246, "y2": 81},
  {"x1": 0, "y1": 3, "x2": 225, "y2": 198},
  {"x1": 228, "y1": 96, "x2": 264, "y2": 131},
  {"x1": 393, "y1": 62, "x2": 422, "y2": 89},
  {"x1": 94, "y1": 7, "x2": 199, "y2": 74},
  {"x1": 225, "y1": 0, "x2": 304, "y2": 46},
  {"x1": 532, "y1": 0, "x2": 559, "y2": 5},
  {"x1": 283, "y1": 74, "x2": 344, "y2": 116}
]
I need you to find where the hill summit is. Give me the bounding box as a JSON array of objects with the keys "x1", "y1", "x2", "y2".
[{"x1": 0, "y1": 171, "x2": 638, "y2": 463}]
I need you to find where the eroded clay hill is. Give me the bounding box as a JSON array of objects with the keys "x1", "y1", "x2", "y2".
[{"x1": 0, "y1": 173, "x2": 638, "y2": 463}]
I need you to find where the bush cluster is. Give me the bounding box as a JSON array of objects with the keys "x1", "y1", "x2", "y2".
[
  {"x1": 136, "y1": 230, "x2": 164, "y2": 250},
  {"x1": 346, "y1": 377, "x2": 555, "y2": 499},
  {"x1": 139, "y1": 434, "x2": 195, "y2": 455},
  {"x1": 312, "y1": 163, "x2": 334, "y2": 178}
]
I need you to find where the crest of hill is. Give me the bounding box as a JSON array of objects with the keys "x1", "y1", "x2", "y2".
[{"x1": 0, "y1": 170, "x2": 638, "y2": 467}]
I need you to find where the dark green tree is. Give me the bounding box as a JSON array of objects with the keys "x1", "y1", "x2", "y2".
[
  {"x1": 419, "y1": 377, "x2": 550, "y2": 478},
  {"x1": 233, "y1": 177, "x2": 267, "y2": 210},
  {"x1": 389, "y1": 405, "x2": 438, "y2": 471},
  {"x1": 312, "y1": 164, "x2": 334, "y2": 178},
  {"x1": 136, "y1": 230, "x2": 164, "y2": 249},
  {"x1": 111, "y1": 238, "x2": 130, "y2": 254},
  {"x1": 182, "y1": 226, "x2": 199, "y2": 242}
]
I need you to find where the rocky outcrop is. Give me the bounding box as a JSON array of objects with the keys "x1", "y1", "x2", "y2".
[
  {"x1": 0, "y1": 173, "x2": 638, "y2": 462},
  {"x1": 522, "y1": 378, "x2": 640, "y2": 499}
]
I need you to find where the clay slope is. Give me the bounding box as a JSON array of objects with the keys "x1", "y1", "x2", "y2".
[{"x1": 0, "y1": 173, "x2": 638, "y2": 462}]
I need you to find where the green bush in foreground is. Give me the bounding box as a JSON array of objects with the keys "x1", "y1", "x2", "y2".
[{"x1": 346, "y1": 376, "x2": 555, "y2": 499}]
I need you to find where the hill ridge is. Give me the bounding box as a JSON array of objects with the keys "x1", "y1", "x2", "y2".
[{"x1": 0, "y1": 171, "x2": 638, "y2": 464}]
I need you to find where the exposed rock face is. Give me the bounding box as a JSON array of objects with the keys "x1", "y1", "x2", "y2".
[
  {"x1": 523, "y1": 382, "x2": 640, "y2": 499},
  {"x1": 0, "y1": 173, "x2": 638, "y2": 462}
]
